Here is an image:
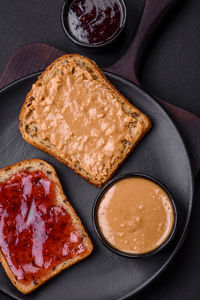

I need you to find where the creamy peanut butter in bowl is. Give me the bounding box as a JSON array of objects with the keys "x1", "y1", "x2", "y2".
[{"x1": 93, "y1": 174, "x2": 177, "y2": 257}]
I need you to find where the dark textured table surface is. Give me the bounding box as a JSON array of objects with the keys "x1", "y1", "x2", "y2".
[{"x1": 0, "y1": 0, "x2": 200, "y2": 299}]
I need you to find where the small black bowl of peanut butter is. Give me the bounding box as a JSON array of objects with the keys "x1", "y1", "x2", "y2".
[{"x1": 93, "y1": 173, "x2": 177, "y2": 258}]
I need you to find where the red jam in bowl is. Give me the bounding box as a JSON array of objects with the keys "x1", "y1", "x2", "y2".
[
  {"x1": 66, "y1": 0, "x2": 123, "y2": 45},
  {"x1": 0, "y1": 170, "x2": 87, "y2": 285}
]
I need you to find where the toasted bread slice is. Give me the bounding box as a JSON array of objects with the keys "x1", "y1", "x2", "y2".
[
  {"x1": 19, "y1": 54, "x2": 151, "y2": 187},
  {"x1": 0, "y1": 159, "x2": 93, "y2": 294}
]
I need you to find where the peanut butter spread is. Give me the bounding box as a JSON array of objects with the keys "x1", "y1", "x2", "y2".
[
  {"x1": 28, "y1": 63, "x2": 143, "y2": 178},
  {"x1": 97, "y1": 177, "x2": 174, "y2": 254}
]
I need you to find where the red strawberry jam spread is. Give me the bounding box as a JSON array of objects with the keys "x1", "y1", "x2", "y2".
[
  {"x1": 67, "y1": 0, "x2": 123, "y2": 45},
  {"x1": 0, "y1": 170, "x2": 87, "y2": 285}
]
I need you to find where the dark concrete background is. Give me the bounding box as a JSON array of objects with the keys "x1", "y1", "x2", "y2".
[{"x1": 0, "y1": 0, "x2": 200, "y2": 299}]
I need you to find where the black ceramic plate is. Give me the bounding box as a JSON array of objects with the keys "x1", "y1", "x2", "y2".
[{"x1": 0, "y1": 72, "x2": 193, "y2": 300}]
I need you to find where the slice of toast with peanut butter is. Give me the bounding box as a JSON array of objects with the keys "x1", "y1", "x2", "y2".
[{"x1": 19, "y1": 54, "x2": 151, "y2": 187}]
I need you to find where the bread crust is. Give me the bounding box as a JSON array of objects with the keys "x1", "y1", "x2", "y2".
[
  {"x1": 0, "y1": 159, "x2": 93, "y2": 294},
  {"x1": 19, "y1": 54, "x2": 151, "y2": 187}
]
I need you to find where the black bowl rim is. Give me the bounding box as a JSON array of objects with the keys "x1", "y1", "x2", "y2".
[
  {"x1": 92, "y1": 173, "x2": 178, "y2": 258},
  {"x1": 60, "y1": 0, "x2": 127, "y2": 48}
]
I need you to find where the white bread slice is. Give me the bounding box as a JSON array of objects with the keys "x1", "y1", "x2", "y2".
[
  {"x1": 0, "y1": 159, "x2": 93, "y2": 294},
  {"x1": 19, "y1": 54, "x2": 151, "y2": 187}
]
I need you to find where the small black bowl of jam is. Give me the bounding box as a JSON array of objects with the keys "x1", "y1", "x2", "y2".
[{"x1": 61, "y1": 0, "x2": 127, "y2": 48}]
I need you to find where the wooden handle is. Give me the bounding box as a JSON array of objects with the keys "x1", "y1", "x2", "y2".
[
  {"x1": 105, "y1": 0, "x2": 200, "y2": 177},
  {"x1": 104, "y1": 0, "x2": 178, "y2": 83}
]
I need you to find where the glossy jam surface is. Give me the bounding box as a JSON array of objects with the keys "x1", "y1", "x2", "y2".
[
  {"x1": 97, "y1": 177, "x2": 175, "y2": 254},
  {"x1": 0, "y1": 170, "x2": 86, "y2": 284},
  {"x1": 67, "y1": 0, "x2": 123, "y2": 45}
]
